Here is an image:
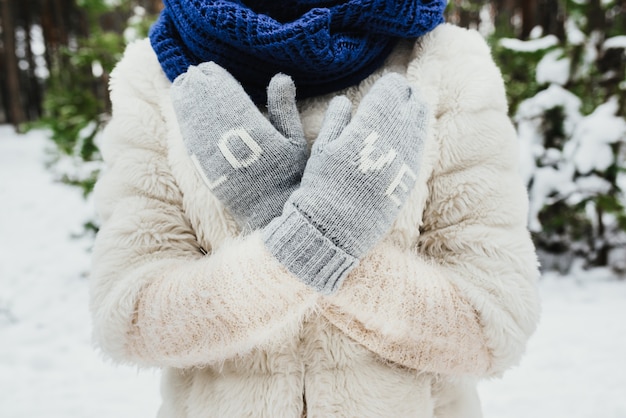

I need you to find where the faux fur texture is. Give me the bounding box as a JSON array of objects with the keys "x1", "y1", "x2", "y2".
[{"x1": 90, "y1": 24, "x2": 540, "y2": 417}]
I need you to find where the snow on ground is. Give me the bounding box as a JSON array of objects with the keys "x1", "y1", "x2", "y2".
[
  {"x1": 479, "y1": 269, "x2": 626, "y2": 418},
  {"x1": 1, "y1": 126, "x2": 625, "y2": 417},
  {"x1": 0, "y1": 127, "x2": 159, "y2": 418}
]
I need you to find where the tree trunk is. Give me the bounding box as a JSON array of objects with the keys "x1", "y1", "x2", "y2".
[
  {"x1": 538, "y1": 0, "x2": 565, "y2": 39},
  {"x1": 1, "y1": 0, "x2": 26, "y2": 126},
  {"x1": 22, "y1": 6, "x2": 43, "y2": 121},
  {"x1": 0, "y1": 48, "x2": 7, "y2": 124},
  {"x1": 494, "y1": 0, "x2": 518, "y2": 37},
  {"x1": 521, "y1": 0, "x2": 537, "y2": 39},
  {"x1": 587, "y1": 0, "x2": 606, "y2": 33}
]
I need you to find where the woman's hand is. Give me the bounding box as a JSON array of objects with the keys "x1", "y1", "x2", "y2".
[{"x1": 171, "y1": 62, "x2": 309, "y2": 232}]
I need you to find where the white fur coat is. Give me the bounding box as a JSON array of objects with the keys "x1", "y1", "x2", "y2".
[{"x1": 90, "y1": 23, "x2": 541, "y2": 417}]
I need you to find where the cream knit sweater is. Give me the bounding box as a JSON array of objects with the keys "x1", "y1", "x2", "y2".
[{"x1": 90, "y1": 24, "x2": 541, "y2": 417}]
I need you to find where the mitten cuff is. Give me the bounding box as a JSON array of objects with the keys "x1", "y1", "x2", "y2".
[{"x1": 262, "y1": 204, "x2": 358, "y2": 294}]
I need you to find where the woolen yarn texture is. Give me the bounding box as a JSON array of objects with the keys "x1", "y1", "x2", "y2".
[{"x1": 149, "y1": 0, "x2": 446, "y2": 103}]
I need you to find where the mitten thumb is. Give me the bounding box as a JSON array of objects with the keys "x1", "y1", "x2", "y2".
[{"x1": 267, "y1": 73, "x2": 306, "y2": 147}]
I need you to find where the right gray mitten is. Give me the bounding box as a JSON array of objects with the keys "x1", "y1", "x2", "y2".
[{"x1": 263, "y1": 73, "x2": 429, "y2": 294}]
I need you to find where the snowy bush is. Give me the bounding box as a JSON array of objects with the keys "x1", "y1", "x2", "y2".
[
  {"x1": 35, "y1": 1, "x2": 157, "y2": 207},
  {"x1": 505, "y1": 2, "x2": 626, "y2": 273}
]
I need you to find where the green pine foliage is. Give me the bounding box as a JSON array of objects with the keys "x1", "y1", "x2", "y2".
[
  {"x1": 506, "y1": 1, "x2": 626, "y2": 271},
  {"x1": 448, "y1": 1, "x2": 626, "y2": 271},
  {"x1": 35, "y1": 0, "x2": 156, "y2": 200},
  {"x1": 491, "y1": 41, "x2": 544, "y2": 115}
]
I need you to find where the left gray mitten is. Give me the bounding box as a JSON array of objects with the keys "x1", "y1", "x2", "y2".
[{"x1": 170, "y1": 62, "x2": 308, "y2": 232}]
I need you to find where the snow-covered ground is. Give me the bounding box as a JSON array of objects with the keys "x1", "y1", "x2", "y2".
[
  {"x1": 0, "y1": 127, "x2": 159, "y2": 418},
  {"x1": 1, "y1": 126, "x2": 625, "y2": 417}
]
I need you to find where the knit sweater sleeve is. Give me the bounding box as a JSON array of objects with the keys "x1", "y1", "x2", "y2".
[
  {"x1": 320, "y1": 26, "x2": 541, "y2": 378},
  {"x1": 89, "y1": 40, "x2": 317, "y2": 369}
]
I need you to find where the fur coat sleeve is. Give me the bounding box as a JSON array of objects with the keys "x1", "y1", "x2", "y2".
[
  {"x1": 89, "y1": 41, "x2": 319, "y2": 369},
  {"x1": 321, "y1": 26, "x2": 541, "y2": 378}
]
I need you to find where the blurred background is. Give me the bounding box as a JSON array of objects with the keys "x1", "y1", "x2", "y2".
[
  {"x1": 1, "y1": 0, "x2": 625, "y2": 270},
  {"x1": 0, "y1": 1, "x2": 625, "y2": 417}
]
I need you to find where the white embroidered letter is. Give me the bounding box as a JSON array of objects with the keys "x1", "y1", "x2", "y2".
[
  {"x1": 191, "y1": 154, "x2": 227, "y2": 190},
  {"x1": 386, "y1": 164, "x2": 417, "y2": 207},
  {"x1": 358, "y1": 132, "x2": 397, "y2": 173},
  {"x1": 218, "y1": 128, "x2": 263, "y2": 169}
]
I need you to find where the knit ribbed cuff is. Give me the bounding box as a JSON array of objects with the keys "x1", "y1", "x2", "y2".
[{"x1": 262, "y1": 204, "x2": 358, "y2": 295}]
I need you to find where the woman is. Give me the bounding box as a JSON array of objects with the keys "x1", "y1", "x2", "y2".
[{"x1": 90, "y1": 0, "x2": 541, "y2": 416}]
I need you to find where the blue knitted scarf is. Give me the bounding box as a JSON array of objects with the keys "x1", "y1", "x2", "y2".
[{"x1": 150, "y1": 0, "x2": 446, "y2": 103}]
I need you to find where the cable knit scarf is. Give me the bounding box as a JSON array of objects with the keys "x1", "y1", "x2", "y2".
[{"x1": 150, "y1": 0, "x2": 446, "y2": 103}]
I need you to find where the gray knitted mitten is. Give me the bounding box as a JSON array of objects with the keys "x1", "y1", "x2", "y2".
[
  {"x1": 263, "y1": 73, "x2": 428, "y2": 294},
  {"x1": 171, "y1": 62, "x2": 308, "y2": 232}
]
